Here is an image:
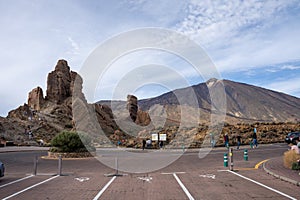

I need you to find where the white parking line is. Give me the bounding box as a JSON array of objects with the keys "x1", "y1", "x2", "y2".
[
  {"x1": 0, "y1": 175, "x2": 34, "y2": 188},
  {"x1": 2, "y1": 175, "x2": 59, "y2": 200},
  {"x1": 173, "y1": 173, "x2": 195, "y2": 200},
  {"x1": 227, "y1": 170, "x2": 297, "y2": 200},
  {"x1": 93, "y1": 176, "x2": 117, "y2": 200},
  {"x1": 161, "y1": 172, "x2": 186, "y2": 175}
]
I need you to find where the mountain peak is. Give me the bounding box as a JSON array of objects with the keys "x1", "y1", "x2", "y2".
[{"x1": 206, "y1": 78, "x2": 221, "y2": 88}]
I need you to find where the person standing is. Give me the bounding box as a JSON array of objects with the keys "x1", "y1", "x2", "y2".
[
  {"x1": 28, "y1": 130, "x2": 33, "y2": 140},
  {"x1": 236, "y1": 135, "x2": 242, "y2": 150},
  {"x1": 210, "y1": 133, "x2": 215, "y2": 148},
  {"x1": 159, "y1": 140, "x2": 163, "y2": 149},
  {"x1": 142, "y1": 139, "x2": 146, "y2": 150},
  {"x1": 224, "y1": 133, "x2": 229, "y2": 149},
  {"x1": 252, "y1": 128, "x2": 258, "y2": 148}
]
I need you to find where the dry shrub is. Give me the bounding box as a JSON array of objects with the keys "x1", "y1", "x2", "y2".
[{"x1": 283, "y1": 150, "x2": 300, "y2": 169}]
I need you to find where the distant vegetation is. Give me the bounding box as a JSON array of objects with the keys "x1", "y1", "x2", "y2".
[{"x1": 50, "y1": 131, "x2": 95, "y2": 153}]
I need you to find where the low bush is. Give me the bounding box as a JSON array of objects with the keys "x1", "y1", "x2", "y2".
[
  {"x1": 291, "y1": 162, "x2": 300, "y2": 170},
  {"x1": 50, "y1": 131, "x2": 95, "y2": 153},
  {"x1": 283, "y1": 150, "x2": 300, "y2": 169}
]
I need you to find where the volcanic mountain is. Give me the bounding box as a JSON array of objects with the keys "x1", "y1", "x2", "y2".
[{"x1": 101, "y1": 78, "x2": 300, "y2": 124}]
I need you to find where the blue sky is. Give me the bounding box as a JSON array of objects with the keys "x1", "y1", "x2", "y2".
[{"x1": 0, "y1": 0, "x2": 300, "y2": 116}]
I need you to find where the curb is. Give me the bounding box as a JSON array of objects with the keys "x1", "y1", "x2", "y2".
[
  {"x1": 263, "y1": 159, "x2": 300, "y2": 186},
  {"x1": 0, "y1": 147, "x2": 50, "y2": 153},
  {"x1": 41, "y1": 156, "x2": 95, "y2": 160}
]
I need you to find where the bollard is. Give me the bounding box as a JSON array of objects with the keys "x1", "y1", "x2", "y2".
[
  {"x1": 244, "y1": 149, "x2": 248, "y2": 161},
  {"x1": 33, "y1": 155, "x2": 38, "y2": 176},
  {"x1": 58, "y1": 155, "x2": 62, "y2": 176},
  {"x1": 229, "y1": 148, "x2": 234, "y2": 171},
  {"x1": 115, "y1": 157, "x2": 119, "y2": 175},
  {"x1": 224, "y1": 153, "x2": 228, "y2": 167}
]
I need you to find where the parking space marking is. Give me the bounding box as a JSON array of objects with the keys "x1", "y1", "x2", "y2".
[
  {"x1": 227, "y1": 170, "x2": 297, "y2": 200},
  {"x1": 161, "y1": 172, "x2": 186, "y2": 175},
  {"x1": 173, "y1": 173, "x2": 195, "y2": 200},
  {"x1": 93, "y1": 176, "x2": 117, "y2": 200},
  {"x1": 2, "y1": 175, "x2": 59, "y2": 200},
  {"x1": 0, "y1": 175, "x2": 34, "y2": 188}
]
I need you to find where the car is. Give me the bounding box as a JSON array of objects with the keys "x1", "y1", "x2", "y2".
[
  {"x1": 0, "y1": 161, "x2": 4, "y2": 177},
  {"x1": 285, "y1": 132, "x2": 300, "y2": 145}
]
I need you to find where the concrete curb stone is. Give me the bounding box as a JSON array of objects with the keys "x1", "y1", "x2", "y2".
[{"x1": 263, "y1": 157, "x2": 300, "y2": 186}]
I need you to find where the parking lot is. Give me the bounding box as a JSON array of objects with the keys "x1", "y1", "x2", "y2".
[{"x1": 0, "y1": 144, "x2": 299, "y2": 200}]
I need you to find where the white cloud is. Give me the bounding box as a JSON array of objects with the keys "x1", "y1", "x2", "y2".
[
  {"x1": 265, "y1": 77, "x2": 300, "y2": 96},
  {"x1": 264, "y1": 64, "x2": 300, "y2": 73},
  {"x1": 281, "y1": 65, "x2": 300, "y2": 70},
  {"x1": 175, "y1": 0, "x2": 300, "y2": 72},
  {"x1": 67, "y1": 37, "x2": 80, "y2": 55}
]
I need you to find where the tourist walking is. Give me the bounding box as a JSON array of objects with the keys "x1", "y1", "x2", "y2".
[{"x1": 210, "y1": 133, "x2": 216, "y2": 148}]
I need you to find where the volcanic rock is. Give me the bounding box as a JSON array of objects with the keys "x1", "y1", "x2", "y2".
[
  {"x1": 28, "y1": 87, "x2": 45, "y2": 110},
  {"x1": 2, "y1": 60, "x2": 89, "y2": 145},
  {"x1": 7, "y1": 104, "x2": 32, "y2": 120},
  {"x1": 136, "y1": 110, "x2": 151, "y2": 126},
  {"x1": 127, "y1": 95, "x2": 138, "y2": 122},
  {"x1": 46, "y1": 60, "x2": 73, "y2": 104},
  {"x1": 126, "y1": 94, "x2": 151, "y2": 126}
]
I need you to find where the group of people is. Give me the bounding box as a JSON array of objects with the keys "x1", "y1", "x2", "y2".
[
  {"x1": 142, "y1": 139, "x2": 163, "y2": 150},
  {"x1": 210, "y1": 128, "x2": 259, "y2": 149},
  {"x1": 24, "y1": 127, "x2": 44, "y2": 146}
]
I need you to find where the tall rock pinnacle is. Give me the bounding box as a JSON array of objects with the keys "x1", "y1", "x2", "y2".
[{"x1": 45, "y1": 60, "x2": 80, "y2": 104}]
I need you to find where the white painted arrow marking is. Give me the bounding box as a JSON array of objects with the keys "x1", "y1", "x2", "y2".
[
  {"x1": 75, "y1": 177, "x2": 90, "y2": 182},
  {"x1": 199, "y1": 174, "x2": 216, "y2": 179},
  {"x1": 138, "y1": 176, "x2": 153, "y2": 183}
]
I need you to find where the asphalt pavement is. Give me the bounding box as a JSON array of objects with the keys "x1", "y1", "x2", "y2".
[
  {"x1": 1, "y1": 144, "x2": 300, "y2": 200},
  {"x1": 1, "y1": 144, "x2": 300, "y2": 186}
]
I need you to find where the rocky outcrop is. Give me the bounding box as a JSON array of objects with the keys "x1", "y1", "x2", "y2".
[
  {"x1": 127, "y1": 95, "x2": 138, "y2": 122},
  {"x1": 45, "y1": 60, "x2": 81, "y2": 104},
  {"x1": 7, "y1": 104, "x2": 32, "y2": 120},
  {"x1": 126, "y1": 94, "x2": 151, "y2": 126},
  {"x1": 28, "y1": 87, "x2": 45, "y2": 110},
  {"x1": 136, "y1": 110, "x2": 151, "y2": 126},
  {"x1": 2, "y1": 60, "x2": 88, "y2": 145}
]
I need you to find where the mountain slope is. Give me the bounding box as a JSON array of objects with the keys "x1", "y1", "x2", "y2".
[{"x1": 137, "y1": 79, "x2": 300, "y2": 123}]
